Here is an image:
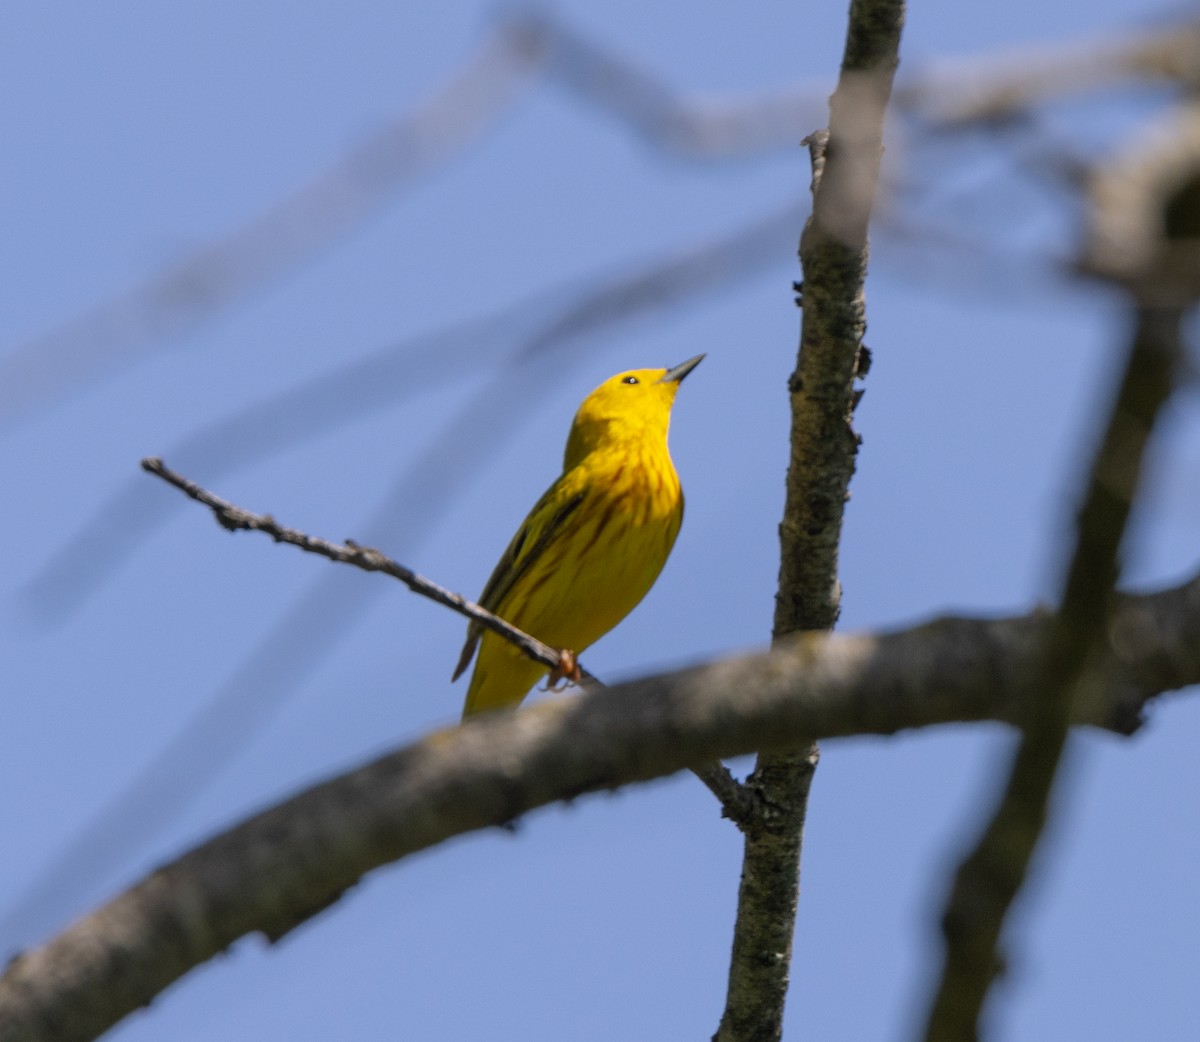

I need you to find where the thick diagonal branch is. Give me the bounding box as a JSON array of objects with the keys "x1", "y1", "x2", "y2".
[{"x1": 3, "y1": 568, "x2": 1200, "y2": 1042}]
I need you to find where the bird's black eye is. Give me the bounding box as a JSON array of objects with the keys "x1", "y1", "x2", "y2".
[{"x1": 622, "y1": 375, "x2": 639, "y2": 385}]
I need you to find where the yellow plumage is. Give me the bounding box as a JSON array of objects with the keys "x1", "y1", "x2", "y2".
[{"x1": 453, "y1": 355, "x2": 704, "y2": 716}]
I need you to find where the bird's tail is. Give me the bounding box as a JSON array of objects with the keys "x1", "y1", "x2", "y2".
[{"x1": 461, "y1": 634, "x2": 546, "y2": 717}]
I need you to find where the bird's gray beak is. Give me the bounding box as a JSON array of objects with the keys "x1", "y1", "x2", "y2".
[{"x1": 659, "y1": 354, "x2": 705, "y2": 384}]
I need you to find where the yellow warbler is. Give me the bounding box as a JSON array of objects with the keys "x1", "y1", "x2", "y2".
[{"x1": 453, "y1": 355, "x2": 704, "y2": 716}]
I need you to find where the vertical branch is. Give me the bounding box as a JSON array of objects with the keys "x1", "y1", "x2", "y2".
[{"x1": 715, "y1": 2, "x2": 904, "y2": 1040}]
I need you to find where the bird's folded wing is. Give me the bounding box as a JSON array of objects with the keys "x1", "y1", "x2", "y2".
[{"x1": 451, "y1": 483, "x2": 588, "y2": 681}]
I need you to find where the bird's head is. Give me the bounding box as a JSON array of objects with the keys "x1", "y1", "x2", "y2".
[{"x1": 564, "y1": 355, "x2": 704, "y2": 467}]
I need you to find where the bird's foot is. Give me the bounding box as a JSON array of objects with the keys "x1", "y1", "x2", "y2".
[{"x1": 543, "y1": 648, "x2": 582, "y2": 691}]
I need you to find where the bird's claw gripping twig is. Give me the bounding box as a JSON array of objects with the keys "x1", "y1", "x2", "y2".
[{"x1": 544, "y1": 648, "x2": 583, "y2": 690}]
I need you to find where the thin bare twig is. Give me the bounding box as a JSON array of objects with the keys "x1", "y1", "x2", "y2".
[{"x1": 141, "y1": 457, "x2": 582, "y2": 682}]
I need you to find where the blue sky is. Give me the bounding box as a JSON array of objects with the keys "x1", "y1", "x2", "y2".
[{"x1": 2, "y1": 2, "x2": 1198, "y2": 1039}]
